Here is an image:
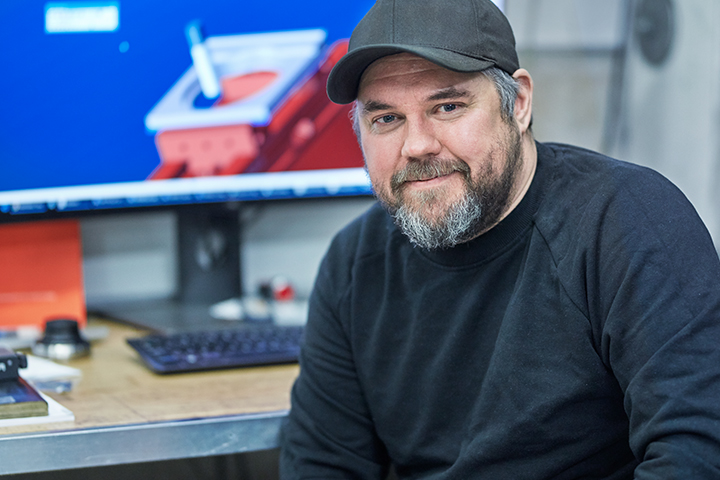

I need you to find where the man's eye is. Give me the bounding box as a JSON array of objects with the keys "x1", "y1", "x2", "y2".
[
  {"x1": 439, "y1": 104, "x2": 458, "y2": 113},
  {"x1": 375, "y1": 114, "x2": 396, "y2": 124}
]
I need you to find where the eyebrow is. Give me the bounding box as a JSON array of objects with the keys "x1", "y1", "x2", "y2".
[
  {"x1": 360, "y1": 100, "x2": 394, "y2": 115},
  {"x1": 426, "y1": 86, "x2": 473, "y2": 102}
]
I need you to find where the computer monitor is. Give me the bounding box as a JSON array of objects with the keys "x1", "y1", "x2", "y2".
[
  {"x1": 0, "y1": 0, "x2": 375, "y2": 331},
  {"x1": 0, "y1": 0, "x2": 375, "y2": 216}
]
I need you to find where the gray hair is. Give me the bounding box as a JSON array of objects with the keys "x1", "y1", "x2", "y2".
[
  {"x1": 349, "y1": 66, "x2": 522, "y2": 136},
  {"x1": 482, "y1": 67, "x2": 520, "y2": 123}
]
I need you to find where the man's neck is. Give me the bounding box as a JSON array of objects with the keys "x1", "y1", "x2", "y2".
[
  {"x1": 469, "y1": 133, "x2": 537, "y2": 240},
  {"x1": 507, "y1": 133, "x2": 538, "y2": 216}
]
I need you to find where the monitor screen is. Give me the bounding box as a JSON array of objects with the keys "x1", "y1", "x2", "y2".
[{"x1": 0, "y1": 0, "x2": 376, "y2": 217}]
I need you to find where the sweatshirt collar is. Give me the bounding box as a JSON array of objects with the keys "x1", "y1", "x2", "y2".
[{"x1": 415, "y1": 141, "x2": 554, "y2": 267}]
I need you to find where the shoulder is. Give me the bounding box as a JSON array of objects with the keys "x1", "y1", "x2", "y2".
[
  {"x1": 318, "y1": 201, "x2": 397, "y2": 283},
  {"x1": 331, "y1": 201, "x2": 395, "y2": 257},
  {"x1": 534, "y1": 142, "x2": 718, "y2": 305},
  {"x1": 541, "y1": 142, "x2": 675, "y2": 196},
  {"x1": 536, "y1": 142, "x2": 703, "y2": 236}
]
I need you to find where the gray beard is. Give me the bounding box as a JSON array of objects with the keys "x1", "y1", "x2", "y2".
[
  {"x1": 391, "y1": 190, "x2": 484, "y2": 249},
  {"x1": 378, "y1": 123, "x2": 523, "y2": 250}
]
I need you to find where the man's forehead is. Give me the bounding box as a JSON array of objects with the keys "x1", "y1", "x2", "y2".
[{"x1": 361, "y1": 53, "x2": 461, "y2": 88}]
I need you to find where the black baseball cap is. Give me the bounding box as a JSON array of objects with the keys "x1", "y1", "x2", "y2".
[{"x1": 327, "y1": 0, "x2": 520, "y2": 104}]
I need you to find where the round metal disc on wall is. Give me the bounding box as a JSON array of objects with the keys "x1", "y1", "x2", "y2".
[{"x1": 634, "y1": 0, "x2": 675, "y2": 66}]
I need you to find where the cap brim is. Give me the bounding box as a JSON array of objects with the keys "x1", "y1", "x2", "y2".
[{"x1": 327, "y1": 44, "x2": 496, "y2": 104}]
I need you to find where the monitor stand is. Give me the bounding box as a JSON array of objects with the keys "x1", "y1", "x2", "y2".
[{"x1": 90, "y1": 203, "x2": 244, "y2": 334}]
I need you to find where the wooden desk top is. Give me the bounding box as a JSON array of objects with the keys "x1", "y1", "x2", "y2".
[{"x1": 0, "y1": 317, "x2": 300, "y2": 474}]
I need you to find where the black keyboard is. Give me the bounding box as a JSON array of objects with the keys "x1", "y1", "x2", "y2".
[{"x1": 127, "y1": 324, "x2": 304, "y2": 374}]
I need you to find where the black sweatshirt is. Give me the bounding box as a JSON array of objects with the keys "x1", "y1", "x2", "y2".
[{"x1": 280, "y1": 142, "x2": 720, "y2": 479}]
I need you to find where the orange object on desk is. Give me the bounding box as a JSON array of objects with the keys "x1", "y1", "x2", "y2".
[{"x1": 0, "y1": 220, "x2": 86, "y2": 329}]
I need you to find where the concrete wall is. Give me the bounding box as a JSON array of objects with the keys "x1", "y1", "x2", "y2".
[
  {"x1": 507, "y1": 0, "x2": 624, "y2": 51},
  {"x1": 610, "y1": 0, "x2": 720, "y2": 244}
]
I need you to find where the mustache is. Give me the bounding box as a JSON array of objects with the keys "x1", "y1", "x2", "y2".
[{"x1": 390, "y1": 158, "x2": 471, "y2": 192}]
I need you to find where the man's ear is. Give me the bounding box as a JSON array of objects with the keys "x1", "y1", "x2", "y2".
[{"x1": 512, "y1": 69, "x2": 533, "y2": 134}]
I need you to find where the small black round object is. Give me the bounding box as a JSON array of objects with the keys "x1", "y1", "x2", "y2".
[
  {"x1": 33, "y1": 318, "x2": 90, "y2": 360},
  {"x1": 44, "y1": 318, "x2": 82, "y2": 340}
]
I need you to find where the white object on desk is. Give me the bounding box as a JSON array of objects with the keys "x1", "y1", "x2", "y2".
[
  {"x1": 209, "y1": 297, "x2": 308, "y2": 325},
  {"x1": 20, "y1": 355, "x2": 82, "y2": 393}
]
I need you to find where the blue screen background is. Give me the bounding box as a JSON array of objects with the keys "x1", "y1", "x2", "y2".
[{"x1": 0, "y1": 0, "x2": 374, "y2": 192}]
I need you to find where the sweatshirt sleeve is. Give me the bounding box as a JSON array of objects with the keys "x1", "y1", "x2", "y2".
[
  {"x1": 583, "y1": 169, "x2": 720, "y2": 477},
  {"x1": 279, "y1": 229, "x2": 390, "y2": 479}
]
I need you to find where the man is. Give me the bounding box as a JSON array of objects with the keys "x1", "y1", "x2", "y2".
[{"x1": 280, "y1": 0, "x2": 720, "y2": 478}]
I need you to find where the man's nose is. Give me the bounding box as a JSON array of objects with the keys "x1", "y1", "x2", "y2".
[{"x1": 400, "y1": 119, "x2": 442, "y2": 159}]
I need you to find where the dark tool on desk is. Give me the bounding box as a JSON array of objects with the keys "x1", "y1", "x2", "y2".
[
  {"x1": 0, "y1": 347, "x2": 28, "y2": 382},
  {"x1": 127, "y1": 324, "x2": 304, "y2": 374},
  {"x1": 32, "y1": 318, "x2": 91, "y2": 361}
]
